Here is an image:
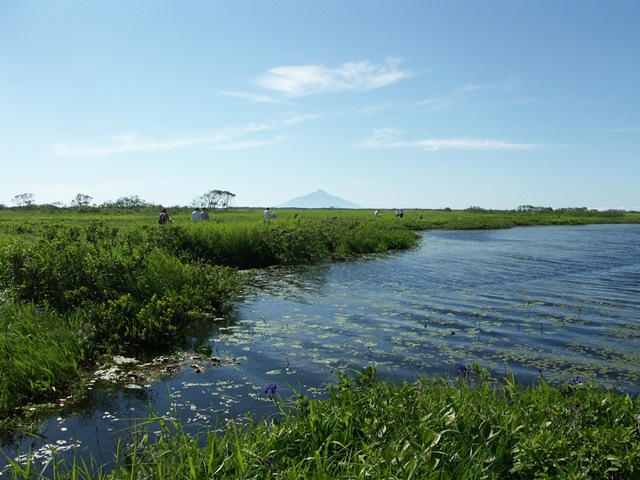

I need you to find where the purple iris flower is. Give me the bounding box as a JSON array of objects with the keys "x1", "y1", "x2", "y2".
[{"x1": 265, "y1": 384, "x2": 278, "y2": 396}]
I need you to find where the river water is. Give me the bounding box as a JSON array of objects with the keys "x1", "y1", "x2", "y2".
[{"x1": 2, "y1": 224, "x2": 640, "y2": 473}]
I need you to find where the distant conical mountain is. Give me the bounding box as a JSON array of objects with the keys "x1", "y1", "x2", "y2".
[{"x1": 277, "y1": 189, "x2": 361, "y2": 209}]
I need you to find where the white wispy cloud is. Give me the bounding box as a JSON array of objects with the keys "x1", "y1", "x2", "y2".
[
  {"x1": 53, "y1": 125, "x2": 264, "y2": 157},
  {"x1": 360, "y1": 128, "x2": 541, "y2": 152},
  {"x1": 414, "y1": 84, "x2": 505, "y2": 112},
  {"x1": 210, "y1": 135, "x2": 288, "y2": 151},
  {"x1": 218, "y1": 90, "x2": 295, "y2": 105},
  {"x1": 255, "y1": 58, "x2": 410, "y2": 97},
  {"x1": 52, "y1": 118, "x2": 311, "y2": 157},
  {"x1": 280, "y1": 113, "x2": 322, "y2": 126}
]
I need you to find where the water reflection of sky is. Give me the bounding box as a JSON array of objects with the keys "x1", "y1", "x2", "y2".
[
  {"x1": 3, "y1": 224, "x2": 640, "y2": 474},
  {"x1": 240, "y1": 225, "x2": 640, "y2": 382}
]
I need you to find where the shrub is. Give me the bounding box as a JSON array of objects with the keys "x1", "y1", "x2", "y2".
[
  {"x1": 0, "y1": 224, "x2": 242, "y2": 355},
  {"x1": 0, "y1": 301, "x2": 84, "y2": 411}
]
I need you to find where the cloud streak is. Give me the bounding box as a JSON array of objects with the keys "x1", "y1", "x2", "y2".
[
  {"x1": 413, "y1": 83, "x2": 508, "y2": 112},
  {"x1": 360, "y1": 128, "x2": 541, "y2": 152},
  {"x1": 255, "y1": 58, "x2": 410, "y2": 97},
  {"x1": 53, "y1": 125, "x2": 264, "y2": 157},
  {"x1": 218, "y1": 90, "x2": 294, "y2": 105},
  {"x1": 52, "y1": 116, "x2": 314, "y2": 157}
]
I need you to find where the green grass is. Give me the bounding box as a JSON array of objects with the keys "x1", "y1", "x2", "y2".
[
  {"x1": 1, "y1": 206, "x2": 638, "y2": 240},
  {"x1": 0, "y1": 208, "x2": 418, "y2": 416},
  {"x1": 4, "y1": 366, "x2": 640, "y2": 479},
  {"x1": 0, "y1": 301, "x2": 85, "y2": 411},
  {"x1": 0, "y1": 205, "x2": 638, "y2": 413},
  {"x1": 1, "y1": 205, "x2": 639, "y2": 469}
]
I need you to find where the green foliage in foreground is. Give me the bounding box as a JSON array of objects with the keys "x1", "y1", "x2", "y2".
[
  {"x1": 0, "y1": 302, "x2": 85, "y2": 411},
  {"x1": 5, "y1": 367, "x2": 640, "y2": 479},
  {"x1": 0, "y1": 207, "x2": 638, "y2": 444},
  {"x1": 0, "y1": 225, "x2": 242, "y2": 353},
  {"x1": 0, "y1": 216, "x2": 417, "y2": 414}
]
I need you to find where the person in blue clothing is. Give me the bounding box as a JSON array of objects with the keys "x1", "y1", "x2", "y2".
[{"x1": 158, "y1": 208, "x2": 170, "y2": 225}]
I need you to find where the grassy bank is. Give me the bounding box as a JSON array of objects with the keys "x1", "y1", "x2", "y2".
[
  {"x1": 1, "y1": 206, "x2": 639, "y2": 235},
  {"x1": 1, "y1": 206, "x2": 639, "y2": 465},
  {"x1": 0, "y1": 210, "x2": 418, "y2": 416},
  {"x1": 4, "y1": 366, "x2": 640, "y2": 479},
  {"x1": 1, "y1": 206, "x2": 639, "y2": 415}
]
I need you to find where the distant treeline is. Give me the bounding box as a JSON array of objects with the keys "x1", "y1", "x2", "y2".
[
  {"x1": 3, "y1": 189, "x2": 237, "y2": 211},
  {"x1": 2, "y1": 201, "x2": 636, "y2": 214}
]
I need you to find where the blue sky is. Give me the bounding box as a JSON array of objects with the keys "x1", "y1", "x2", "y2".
[{"x1": 2, "y1": 1, "x2": 639, "y2": 210}]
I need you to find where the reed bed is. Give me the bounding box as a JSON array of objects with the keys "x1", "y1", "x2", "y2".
[
  {"x1": 4, "y1": 366, "x2": 639, "y2": 479},
  {"x1": 0, "y1": 301, "x2": 84, "y2": 411}
]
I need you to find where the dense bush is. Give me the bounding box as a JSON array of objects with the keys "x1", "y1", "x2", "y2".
[
  {"x1": 150, "y1": 218, "x2": 419, "y2": 268},
  {"x1": 0, "y1": 223, "x2": 241, "y2": 356},
  {"x1": 0, "y1": 216, "x2": 417, "y2": 411},
  {"x1": 0, "y1": 301, "x2": 85, "y2": 411}
]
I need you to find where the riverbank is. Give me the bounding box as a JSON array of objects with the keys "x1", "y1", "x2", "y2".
[
  {"x1": 0, "y1": 210, "x2": 418, "y2": 421},
  {"x1": 5, "y1": 366, "x2": 640, "y2": 479},
  {"x1": 2, "y1": 208, "x2": 640, "y2": 476},
  {"x1": 1, "y1": 205, "x2": 639, "y2": 234},
  {"x1": 1, "y1": 207, "x2": 639, "y2": 418}
]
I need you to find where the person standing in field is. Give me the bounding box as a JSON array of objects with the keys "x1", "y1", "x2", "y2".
[
  {"x1": 201, "y1": 208, "x2": 210, "y2": 221},
  {"x1": 264, "y1": 207, "x2": 270, "y2": 220},
  {"x1": 158, "y1": 208, "x2": 170, "y2": 226},
  {"x1": 191, "y1": 207, "x2": 202, "y2": 222}
]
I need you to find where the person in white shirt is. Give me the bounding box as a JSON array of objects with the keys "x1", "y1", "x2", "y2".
[{"x1": 191, "y1": 207, "x2": 202, "y2": 222}]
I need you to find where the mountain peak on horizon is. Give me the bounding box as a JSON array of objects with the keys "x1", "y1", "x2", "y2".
[{"x1": 277, "y1": 189, "x2": 361, "y2": 209}]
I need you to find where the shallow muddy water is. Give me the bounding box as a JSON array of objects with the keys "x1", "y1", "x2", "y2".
[{"x1": 2, "y1": 224, "x2": 640, "y2": 473}]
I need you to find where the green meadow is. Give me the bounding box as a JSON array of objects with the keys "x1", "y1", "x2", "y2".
[{"x1": 1, "y1": 206, "x2": 639, "y2": 478}]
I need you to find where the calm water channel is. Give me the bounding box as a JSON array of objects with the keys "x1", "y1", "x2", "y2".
[{"x1": 2, "y1": 224, "x2": 640, "y2": 472}]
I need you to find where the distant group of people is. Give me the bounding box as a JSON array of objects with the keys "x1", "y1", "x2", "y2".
[
  {"x1": 157, "y1": 207, "x2": 211, "y2": 226},
  {"x1": 373, "y1": 209, "x2": 404, "y2": 218},
  {"x1": 263, "y1": 207, "x2": 277, "y2": 220},
  {"x1": 159, "y1": 206, "x2": 279, "y2": 226},
  {"x1": 191, "y1": 207, "x2": 210, "y2": 222},
  {"x1": 161, "y1": 206, "x2": 411, "y2": 226}
]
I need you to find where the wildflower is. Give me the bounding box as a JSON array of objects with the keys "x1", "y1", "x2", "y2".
[
  {"x1": 263, "y1": 456, "x2": 279, "y2": 472},
  {"x1": 265, "y1": 384, "x2": 278, "y2": 397},
  {"x1": 457, "y1": 365, "x2": 469, "y2": 377},
  {"x1": 569, "y1": 376, "x2": 581, "y2": 385}
]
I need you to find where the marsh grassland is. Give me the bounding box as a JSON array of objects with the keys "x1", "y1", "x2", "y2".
[{"x1": 1, "y1": 206, "x2": 639, "y2": 478}]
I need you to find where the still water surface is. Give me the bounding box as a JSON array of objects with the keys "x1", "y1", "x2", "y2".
[{"x1": 3, "y1": 224, "x2": 640, "y2": 471}]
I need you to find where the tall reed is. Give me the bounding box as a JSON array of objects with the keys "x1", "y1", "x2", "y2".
[
  {"x1": 0, "y1": 301, "x2": 84, "y2": 412},
  {"x1": 5, "y1": 367, "x2": 640, "y2": 479}
]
